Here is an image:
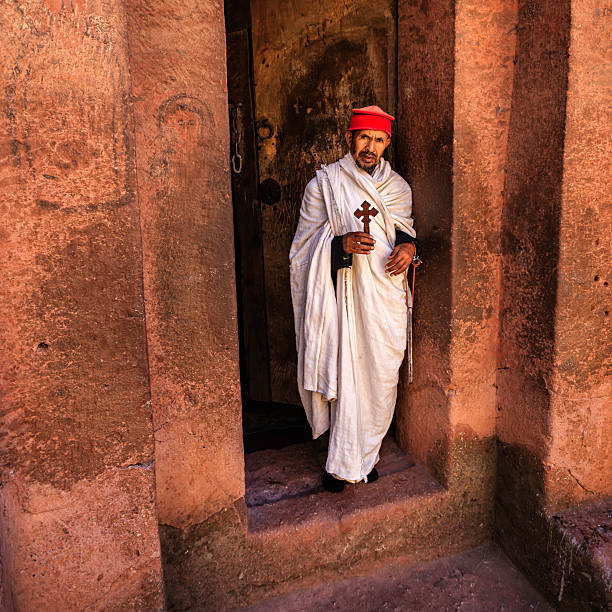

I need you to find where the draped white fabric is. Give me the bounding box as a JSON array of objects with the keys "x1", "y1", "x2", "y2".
[{"x1": 290, "y1": 153, "x2": 415, "y2": 482}]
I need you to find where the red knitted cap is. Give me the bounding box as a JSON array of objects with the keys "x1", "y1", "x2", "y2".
[{"x1": 348, "y1": 105, "x2": 394, "y2": 137}]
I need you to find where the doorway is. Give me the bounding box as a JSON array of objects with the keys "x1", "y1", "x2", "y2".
[{"x1": 225, "y1": 0, "x2": 398, "y2": 451}]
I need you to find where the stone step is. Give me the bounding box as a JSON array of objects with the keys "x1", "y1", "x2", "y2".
[
  {"x1": 239, "y1": 438, "x2": 490, "y2": 607},
  {"x1": 245, "y1": 436, "x2": 419, "y2": 520},
  {"x1": 245, "y1": 437, "x2": 442, "y2": 534},
  {"x1": 497, "y1": 495, "x2": 612, "y2": 610},
  {"x1": 162, "y1": 437, "x2": 493, "y2": 610}
]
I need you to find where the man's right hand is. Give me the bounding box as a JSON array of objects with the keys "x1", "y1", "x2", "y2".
[{"x1": 342, "y1": 232, "x2": 376, "y2": 254}]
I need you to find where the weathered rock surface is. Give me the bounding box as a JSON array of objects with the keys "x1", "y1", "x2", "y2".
[{"x1": 246, "y1": 542, "x2": 553, "y2": 612}]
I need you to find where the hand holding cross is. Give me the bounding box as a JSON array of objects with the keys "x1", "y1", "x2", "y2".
[{"x1": 341, "y1": 201, "x2": 379, "y2": 255}]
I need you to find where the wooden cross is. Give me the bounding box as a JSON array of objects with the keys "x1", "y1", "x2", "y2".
[{"x1": 354, "y1": 200, "x2": 379, "y2": 234}]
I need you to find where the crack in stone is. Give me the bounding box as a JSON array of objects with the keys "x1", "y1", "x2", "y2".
[
  {"x1": 567, "y1": 469, "x2": 596, "y2": 495},
  {"x1": 120, "y1": 460, "x2": 155, "y2": 470}
]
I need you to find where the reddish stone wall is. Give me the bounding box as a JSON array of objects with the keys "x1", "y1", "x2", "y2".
[
  {"x1": 124, "y1": 0, "x2": 244, "y2": 528},
  {"x1": 494, "y1": 1, "x2": 612, "y2": 607},
  {"x1": 496, "y1": 0, "x2": 570, "y2": 486},
  {"x1": 397, "y1": 0, "x2": 515, "y2": 491},
  {"x1": 448, "y1": 0, "x2": 516, "y2": 448},
  {"x1": 497, "y1": 2, "x2": 570, "y2": 518},
  {"x1": 0, "y1": 1, "x2": 164, "y2": 608},
  {"x1": 547, "y1": 0, "x2": 612, "y2": 505},
  {"x1": 396, "y1": 0, "x2": 455, "y2": 482},
  {"x1": 495, "y1": 0, "x2": 572, "y2": 589}
]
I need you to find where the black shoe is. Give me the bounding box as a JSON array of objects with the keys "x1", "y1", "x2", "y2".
[
  {"x1": 323, "y1": 471, "x2": 346, "y2": 493},
  {"x1": 366, "y1": 468, "x2": 379, "y2": 483}
]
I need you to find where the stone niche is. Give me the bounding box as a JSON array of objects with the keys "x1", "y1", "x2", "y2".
[{"x1": 159, "y1": 0, "x2": 506, "y2": 607}]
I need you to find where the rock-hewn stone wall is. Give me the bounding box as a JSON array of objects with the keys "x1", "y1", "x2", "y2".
[
  {"x1": 548, "y1": 0, "x2": 612, "y2": 506},
  {"x1": 396, "y1": 0, "x2": 456, "y2": 483},
  {"x1": 495, "y1": 1, "x2": 611, "y2": 608},
  {"x1": 396, "y1": 0, "x2": 515, "y2": 498},
  {"x1": 0, "y1": 1, "x2": 164, "y2": 608},
  {"x1": 124, "y1": 0, "x2": 244, "y2": 529}
]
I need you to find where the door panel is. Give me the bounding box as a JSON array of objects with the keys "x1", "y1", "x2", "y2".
[
  {"x1": 227, "y1": 2, "x2": 272, "y2": 403},
  {"x1": 248, "y1": 0, "x2": 396, "y2": 404}
]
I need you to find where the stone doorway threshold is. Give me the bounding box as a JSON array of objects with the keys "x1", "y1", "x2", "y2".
[
  {"x1": 245, "y1": 436, "x2": 444, "y2": 533},
  {"x1": 244, "y1": 542, "x2": 553, "y2": 611},
  {"x1": 165, "y1": 436, "x2": 493, "y2": 609}
]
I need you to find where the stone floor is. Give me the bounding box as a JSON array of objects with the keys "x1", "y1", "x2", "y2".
[
  {"x1": 244, "y1": 542, "x2": 553, "y2": 611},
  {"x1": 245, "y1": 436, "x2": 415, "y2": 508},
  {"x1": 242, "y1": 441, "x2": 553, "y2": 611}
]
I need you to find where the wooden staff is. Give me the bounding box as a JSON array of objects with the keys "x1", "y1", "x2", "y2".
[{"x1": 405, "y1": 255, "x2": 422, "y2": 384}]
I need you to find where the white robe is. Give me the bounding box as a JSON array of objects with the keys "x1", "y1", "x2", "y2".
[{"x1": 290, "y1": 153, "x2": 416, "y2": 482}]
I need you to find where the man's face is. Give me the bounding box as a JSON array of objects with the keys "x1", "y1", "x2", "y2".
[{"x1": 346, "y1": 129, "x2": 391, "y2": 174}]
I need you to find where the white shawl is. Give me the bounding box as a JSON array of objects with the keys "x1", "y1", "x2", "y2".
[{"x1": 290, "y1": 153, "x2": 415, "y2": 481}]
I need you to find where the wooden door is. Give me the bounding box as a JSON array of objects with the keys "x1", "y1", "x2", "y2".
[{"x1": 230, "y1": 0, "x2": 397, "y2": 405}]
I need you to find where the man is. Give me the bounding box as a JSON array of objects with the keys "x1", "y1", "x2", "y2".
[{"x1": 290, "y1": 106, "x2": 420, "y2": 493}]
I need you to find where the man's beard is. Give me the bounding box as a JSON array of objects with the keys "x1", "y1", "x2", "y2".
[
  {"x1": 351, "y1": 142, "x2": 378, "y2": 174},
  {"x1": 355, "y1": 155, "x2": 377, "y2": 174}
]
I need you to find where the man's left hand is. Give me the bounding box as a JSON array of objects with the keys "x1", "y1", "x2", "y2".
[{"x1": 385, "y1": 243, "x2": 416, "y2": 276}]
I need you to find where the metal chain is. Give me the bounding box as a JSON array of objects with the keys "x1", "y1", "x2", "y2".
[{"x1": 230, "y1": 106, "x2": 243, "y2": 174}]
